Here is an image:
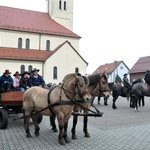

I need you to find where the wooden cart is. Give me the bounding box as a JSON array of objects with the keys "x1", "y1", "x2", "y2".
[{"x1": 0, "y1": 91, "x2": 43, "y2": 129}]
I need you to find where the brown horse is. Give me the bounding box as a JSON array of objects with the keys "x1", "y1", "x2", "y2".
[
  {"x1": 23, "y1": 73, "x2": 92, "y2": 145},
  {"x1": 71, "y1": 73, "x2": 110, "y2": 139}
]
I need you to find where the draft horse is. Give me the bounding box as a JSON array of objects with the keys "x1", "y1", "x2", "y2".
[
  {"x1": 71, "y1": 73, "x2": 110, "y2": 139},
  {"x1": 132, "y1": 82, "x2": 150, "y2": 111},
  {"x1": 23, "y1": 73, "x2": 92, "y2": 145}
]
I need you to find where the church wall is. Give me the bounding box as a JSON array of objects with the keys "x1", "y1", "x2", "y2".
[
  {"x1": 0, "y1": 29, "x2": 79, "y2": 51},
  {"x1": 44, "y1": 43, "x2": 87, "y2": 84}
]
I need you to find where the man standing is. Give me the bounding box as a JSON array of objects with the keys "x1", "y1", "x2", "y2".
[
  {"x1": 29, "y1": 68, "x2": 45, "y2": 87},
  {"x1": 0, "y1": 69, "x2": 13, "y2": 92}
]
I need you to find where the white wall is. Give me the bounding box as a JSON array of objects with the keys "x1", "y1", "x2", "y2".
[{"x1": 0, "y1": 29, "x2": 79, "y2": 52}]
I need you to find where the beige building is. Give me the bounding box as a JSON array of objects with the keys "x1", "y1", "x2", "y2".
[{"x1": 0, "y1": 1, "x2": 88, "y2": 84}]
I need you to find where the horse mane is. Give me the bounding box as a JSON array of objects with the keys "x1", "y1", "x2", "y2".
[
  {"x1": 82, "y1": 76, "x2": 89, "y2": 85},
  {"x1": 88, "y1": 74, "x2": 100, "y2": 85},
  {"x1": 62, "y1": 73, "x2": 81, "y2": 83}
]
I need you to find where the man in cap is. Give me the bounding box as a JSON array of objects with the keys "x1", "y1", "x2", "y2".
[
  {"x1": 144, "y1": 70, "x2": 150, "y2": 85},
  {"x1": 29, "y1": 68, "x2": 45, "y2": 87},
  {"x1": 0, "y1": 69, "x2": 13, "y2": 92}
]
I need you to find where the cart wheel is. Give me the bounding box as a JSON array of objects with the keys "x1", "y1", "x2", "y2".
[
  {"x1": 37, "y1": 114, "x2": 43, "y2": 124},
  {"x1": 0, "y1": 109, "x2": 8, "y2": 129}
]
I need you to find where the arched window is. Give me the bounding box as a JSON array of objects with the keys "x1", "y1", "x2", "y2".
[
  {"x1": 64, "y1": 1, "x2": 66, "y2": 10},
  {"x1": 18, "y1": 38, "x2": 22, "y2": 48},
  {"x1": 20, "y1": 65, "x2": 25, "y2": 74},
  {"x1": 75, "y1": 67, "x2": 79, "y2": 74},
  {"x1": 59, "y1": 0, "x2": 62, "y2": 9},
  {"x1": 26, "y1": 38, "x2": 30, "y2": 49},
  {"x1": 46, "y1": 40, "x2": 50, "y2": 51},
  {"x1": 28, "y1": 65, "x2": 32, "y2": 73},
  {"x1": 53, "y1": 66, "x2": 57, "y2": 79}
]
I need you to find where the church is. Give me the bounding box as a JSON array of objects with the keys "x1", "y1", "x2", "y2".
[{"x1": 0, "y1": 0, "x2": 88, "y2": 84}]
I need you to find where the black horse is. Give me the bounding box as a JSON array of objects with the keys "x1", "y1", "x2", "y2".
[
  {"x1": 112, "y1": 80, "x2": 144, "y2": 109},
  {"x1": 97, "y1": 82, "x2": 114, "y2": 105}
]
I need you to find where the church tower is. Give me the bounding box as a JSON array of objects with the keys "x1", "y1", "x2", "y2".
[{"x1": 47, "y1": 0, "x2": 73, "y2": 31}]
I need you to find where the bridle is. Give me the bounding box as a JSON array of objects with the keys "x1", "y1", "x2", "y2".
[
  {"x1": 62, "y1": 77, "x2": 89, "y2": 101},
  {"x1": 93, "y1": 76, "x2": 109, "y2": 96}
]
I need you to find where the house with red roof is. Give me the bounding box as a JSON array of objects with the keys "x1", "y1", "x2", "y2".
[
  {"x1": 0, "y1": 1, "x2": 88, "y2": 84},
  {"x1": 92, "y1": 61, "x2": 130, "y2": 83},
  {"x1": 129, "y1": 56, "x2": 150, "y2": 82}
]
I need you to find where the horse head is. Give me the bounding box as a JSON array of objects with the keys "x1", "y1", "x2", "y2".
[
  {"x1": 62, "y1": 73, "x2": 92, "y2": 102},
  {"x1": 88, "y1": 73, "x2": 110, "y2": 99}
]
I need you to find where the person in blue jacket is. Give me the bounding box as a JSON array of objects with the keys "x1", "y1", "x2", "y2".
[
  {"x1": 29, "y1": 68, "x2": 45, "y2": 87},
  {"x1": 0, "y1": 69, "x2": 13, "y2": 93}
]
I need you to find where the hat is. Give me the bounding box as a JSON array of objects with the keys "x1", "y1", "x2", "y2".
[
  {"x1": 4, "y1": 69, "x2": 11, "y2": 74},
  {"x1": 123, "y1": 73, "x2": 127, "y2": 76},
  {"x1": 13, "y1": 71, "x2": 21, "y2": 76},
  {"x1": 31, "y1": 68, "x2": 40, "y2": 73},
  {"x1": 22, "y1": 71, "x2": 30, "y2": 77}
]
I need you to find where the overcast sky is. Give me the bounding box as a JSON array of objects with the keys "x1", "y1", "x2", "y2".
[{"x1": 0, "y1": 0, "x2": 150, "y2": 74}]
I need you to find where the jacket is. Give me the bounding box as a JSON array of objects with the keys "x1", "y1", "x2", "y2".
[
  {"x1": 123, "y1": 77, "x2": 130, "y2": 88},
  {"x1": 0, "y1": 74, "x2": 13, "y2": 87},
  {"x1": 29, "y1": 74, "x2": 45, "y2": 87}
]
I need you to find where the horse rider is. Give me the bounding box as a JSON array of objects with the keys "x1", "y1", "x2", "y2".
[
  {"x1": 144, "y1": 70, "x2": 150, "y2": 85},
  {"x1": 123, "y1": 73, "x2": 132, "y2": 97}
]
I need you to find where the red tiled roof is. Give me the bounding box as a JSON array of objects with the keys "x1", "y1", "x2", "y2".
[
  {"x1": 0, "y1": 6, "x2": 80, "y2": 38},
  {"x1": 129, "y1": 56, "x2": 150, "y2": 73},
  {"x1": 0, "y1": 47, "x2": 53, "y2": 61},
  {"x1": 92, "y1": 61, "x2": 122, "y2": 74},
  {"x1": 0, "y1": 40, "x2": 88, "y2": 64}
]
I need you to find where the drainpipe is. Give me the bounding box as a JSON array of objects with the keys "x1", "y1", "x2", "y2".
[{"x1": 39, "y1": 33, "x2": 41, "y2": 50}]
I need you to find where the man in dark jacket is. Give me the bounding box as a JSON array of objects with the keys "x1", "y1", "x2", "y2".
[
  {"x1": 29, "y1": 68, "x2": 45, "y2": 87},
  {"x1": 123, "y1": 73, "x2": 132, "y2": 98},
  {"x1": 144, "y1": 70, "x2": 150, "y2": 85},
  {"x1": 0, "y1": 69, "x2": 13, "y2": 93}
]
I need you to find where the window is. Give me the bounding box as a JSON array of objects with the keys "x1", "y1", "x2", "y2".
[
  {"x1": 46, "y1": 40, "x2": 50, "y2": 51},
  {"x1": 28, "y1": 65, "x2": 32, "y2": 73},
  {"x1": 59, "y1": 0, "x2": 62, "y2": 9},
  {"x1": 64, "y1": 1, "x2": 66, "y2": 10},
  {"x1": 18, "y1": 38, "x2": 22, "y2": 48},
  {"x1": 75, "y1": 67, "x2": 79, "y2": 74},
  {"x1": 26, "y1": 38, "x2": 30, "y2": 49},
  {"x1": 120, "y1": 66, "x2": 123, "y2": 70},
  {"x1": 20, "y1": 65, "x2": 25, "y2": 74},
  {"x1": 53, "y1": 66, "x2": 57, "y2": 79}
]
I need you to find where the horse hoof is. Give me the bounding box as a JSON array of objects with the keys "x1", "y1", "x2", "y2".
[
  {"x1": 72, "y1": 134, "x2": 78, "y2": 140},
  {"x1": 65, "y1": 138, "x2": 71, "y2": 143},
  {"x1": 26, "y1": 133, "x2": 32, "y2": 138},
  {"x1": 59, "y1": 139, "x2": 66, "y2": 145},
  {"x1": 98, "y1": 102, "x2": 101, "y2": 105},
  {"x1": 112, "y1": 107, "x2": 117, "y2": 109},
  {"x1": 35, "y1": 131, "x2": 39, "y2": 137},
  {"x1": 85, "y1": 132, "x2": 90, "y2": 138},
  {"x1": 52, "y1": 128, "x2": 58, "y2": 132},
  {"x1": 104, "y1": 103, "x2": 108, "y2": 106}
]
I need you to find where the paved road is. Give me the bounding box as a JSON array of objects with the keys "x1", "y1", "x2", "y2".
[{"x1": 1, "y1": 96, "x2": 150, "y2": 150}]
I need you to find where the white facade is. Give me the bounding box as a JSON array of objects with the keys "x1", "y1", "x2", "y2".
[
  {"x1": 0, "y1": 29, "x2": 79, "y2": 52},
  {"x1": 47, "y1": 0, "x2": 73, "y2": 31},
  {"x1": 107, "y1": 62, "x2": 130, "y2": 83}
]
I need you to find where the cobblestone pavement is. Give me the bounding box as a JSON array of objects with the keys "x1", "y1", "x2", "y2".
[{"x1": 1, "y1": 96, "x2": 150, "y2": 150}]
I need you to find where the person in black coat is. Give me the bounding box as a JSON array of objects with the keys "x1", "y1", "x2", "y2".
[
  {"x1": 29, "y1": 68, "x2": 45, "y2": 87},
  {"x1": 20, "y1": 71, "x2": 30, "y2": 92}
]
